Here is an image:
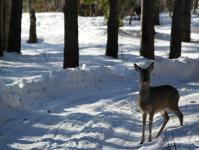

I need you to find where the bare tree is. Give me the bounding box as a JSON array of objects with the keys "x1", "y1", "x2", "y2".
[
  {"x1": 140, "y1": 0, "x2": 155, "y2": 59},
  {"x1": 63, "y1": 0, "x2": 79, "y2": 68},
  {"x1": 169, "y1": 0, "x2": 183, "y2": 59},
  {"x1": 106, "y1": 0, "x2": 120, "y2": 58},
  {"x1": 28, "y1": 0, "x2": 37, "y2": 43}
]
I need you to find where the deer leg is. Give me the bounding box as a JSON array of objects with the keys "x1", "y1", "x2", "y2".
[
  {"x1": 172, "y1": 107, "x2": 183, "y2": 126},
  {"x1": 156, "y1": 111, "x2": 169, "y2": 137},
  {"x1": 148, "y1": 112, "x2": 154, "y2": 142},
  {"x1": 140, "y1": 113, "x2": 147, "y2": 144}
]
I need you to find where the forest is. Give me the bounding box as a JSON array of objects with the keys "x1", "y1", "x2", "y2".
[{"x1": 0, "y1": 0, "x2": 199, "y2": 149}]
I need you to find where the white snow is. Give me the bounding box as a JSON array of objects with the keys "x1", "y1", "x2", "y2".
[{"x1": 0, "y1": 12, "x2": 199, "y2": 150}]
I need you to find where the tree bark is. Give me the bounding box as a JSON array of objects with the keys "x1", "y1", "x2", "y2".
[
  {"x1": 106, "y1": 0, "x2": 119, "y2": 58},
  {"x1": 63, "y1": 0, "x2": 79, "y2": 69},
  {"x1": 169, "y1": 0, "x2": 183, "y2": 59},
  {"x1": 5, "y1": 0, "x2": 12, "y2": 51},
  {"x1": 1, "y1": 0, "x2": 12, "y2": 53},
  {"x1": 140, "y1": 0, "x2": 155, "y2": 60},
  {"x1": 0, "y1": 0, "x2": 4, "y2": 56},
  {"x1": 7, "y1": 0, "x2": 23, "y2": 53},
  {"x1": 181, "y1": 0, "x2": 191, "y2": 42},
  {"x1": 28, "y1": 0, "x2": 37, "y2": 43}
]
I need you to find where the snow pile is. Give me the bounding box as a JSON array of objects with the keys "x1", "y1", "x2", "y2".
[
  {"x1": 0, "y1": 64, "x2": 127, "y2": 108},
  {"x1": 154, "y1": 58, "x2": 199, "y2": 81},
  {"x1": 0, "y1": 81, "x2": 21, "y2": 108}
]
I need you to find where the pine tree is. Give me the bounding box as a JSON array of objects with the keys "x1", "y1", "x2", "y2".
[
  {"x1": 63, "y1": 0, "x2": 79, "y2": 69},
  {"x1": 7, "y1": 0, "x2": 23, "y2": 53},
  {"x1": 169, "y1": 0, "x2": 183, "y2": 59},
  {"x1": 140, "y1": 0, "x2": 155, "y2": 60},
  {"x1": 106, "y1": 0, "x2": 120, "y2": 58}
]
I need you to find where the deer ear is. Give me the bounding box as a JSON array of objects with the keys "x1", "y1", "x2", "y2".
[
  {"x1": 147, "y1": 62, "x2": 154, "y2": 72},
  {"x1": 134, "y1": 63, "x2": 142, "y2": 72}
]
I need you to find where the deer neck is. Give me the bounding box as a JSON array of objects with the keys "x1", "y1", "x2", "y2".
[{"x1": 139, "y1": 84, "x2": 150, "y2": 101}]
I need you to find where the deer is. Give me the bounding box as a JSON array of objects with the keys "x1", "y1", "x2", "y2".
[{"x1": 134, "y1": 62, "x2": 183, "y2": 144}]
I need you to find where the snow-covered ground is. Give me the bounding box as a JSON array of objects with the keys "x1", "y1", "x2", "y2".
[{"x1": 0, "y1": 13, "x2": 199, "y2": 149}]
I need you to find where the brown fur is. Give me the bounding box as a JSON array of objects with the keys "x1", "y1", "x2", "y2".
[{"x1": 134, "y1": 62, "x2": 183, "y2": 144}]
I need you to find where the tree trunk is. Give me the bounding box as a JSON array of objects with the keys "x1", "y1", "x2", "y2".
[
  {"x1": 63, "y1": 0, "x2": 79, "y2": 69},
  {"x1": 129, "y1": 9, "x2": 134, "y2": 25},
  {"x1": 166, "y1": 0, "x2": 174, "y2": 18},
  {"x1": 0, "y1": 0, "x2": 4, "y2": 56},
  {"x1": 193, "y1": 0, "x2": 199, "y2": 14},
  {"x1": 154, "y1": 0, "x2": 160, "y2": 25},
  {"x1": 0, "y1": 25, "x2": 3, "y2": 56},
  {"x1": 28, "y1": 0, "x2": 37, "y2": 43},
  {"x1": 181, "y1": 0, "x2": 191, "y2": 42},
  {"x1": 90, "y1": 3, "x2": 95, "y2": 17},
  {"x1": 0, "y1": 36, "x2": 2, "y2": 57},
  {"x1": 106, "y1": 0, "x2": 119, "y2": 58},
  {"x1": 5, "y1": 0, "x2": 12, "y2": 51},
  {"x1": 0, "y1": 0, "x2": 11, "y2": 54},
  {"x1": 169, "y1": 0, "x2": 183, "y2": 59},
  {"x1": 140, "y1": 0, "x2": 155, "y2": 60},
  {"x1": 7, "y1": 0, "x2": 23, "y2": 53}
]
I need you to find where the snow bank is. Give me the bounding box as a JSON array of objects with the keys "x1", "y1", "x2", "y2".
[
  {"x1": 118, "y1": 56, "x2": 199, "y2": 84},
  {"x1": 0, "y1": 81, "x2": 21, "y2": 108},
  {"x1": 0, "y1": 64, "x2": 126, "y2": 108},
  {"x1": 154, "y1": 57, "x2": 199, "y2": 81},
  {"x1": 1, "y1": 56, "x2": 199, "y2": 109}
]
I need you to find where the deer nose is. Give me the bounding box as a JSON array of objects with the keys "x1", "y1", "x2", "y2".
[{"x1": 143, "y1": 78, "x2": 148, "y2": 82}]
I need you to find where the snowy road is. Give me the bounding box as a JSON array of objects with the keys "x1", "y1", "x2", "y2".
[
  {"x1": 1, "y1": 84, "x2": 199, "y2": 150},
  {"x1": 0, "y1": 88, "x2": 140, "y2": 149}
]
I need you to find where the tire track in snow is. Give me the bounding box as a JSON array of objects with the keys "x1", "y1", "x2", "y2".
[
  {"x1": 1, "y1": 88, "x2": 141, "y2": 149},
  {"x1": 2, "y1": 85, "x2": 193, "y2": 150},
  {"x1": 40, "y1": 91, "x2": 142, "y2": 149}
]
